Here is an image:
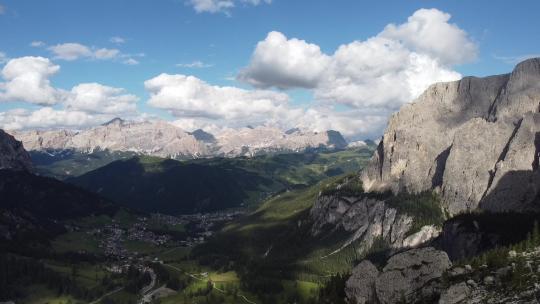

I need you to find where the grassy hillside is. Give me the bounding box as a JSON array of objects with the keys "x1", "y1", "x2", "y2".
[
  {"x1": 0, "y1": 170, "x2": 154, "y2": 304},
  {"x1": 190, "y1": 176, "x2": 365, "y2": 303},
  {"x1": 67, "y1": 147, "x2": 375, "y2": 215},
  {"x1": 30, "y1": 149, "x2": 138, "y2": 180}
]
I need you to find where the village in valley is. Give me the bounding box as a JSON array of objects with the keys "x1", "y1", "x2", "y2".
[{"x1": 76, "y1": 210, "x2": 245, "y2": 264}]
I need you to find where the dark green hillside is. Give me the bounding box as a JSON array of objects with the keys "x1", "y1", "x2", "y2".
[
  {"x1": 30, "y1": 149, "x2": 137, "y2": 179},
  {"x1": 0, "y1": 169, "x2": 117, "y2": 220},
  {"x1": 190, "y1": 176, "x2": 370, "y2": 303},
  {"x1": 0, "y1": 169, "x2": 119, "y2": 254},
  {"x1": 68, "y1": 148, "x2": 375, "y2": 215},
  {"x1": 68, "y1": 156, "x2": 279, "y2": 214}
]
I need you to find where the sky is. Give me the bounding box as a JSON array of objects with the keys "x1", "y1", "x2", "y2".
[{"x1": 0, "y1": 0, "x2": 539, "y2": 140}]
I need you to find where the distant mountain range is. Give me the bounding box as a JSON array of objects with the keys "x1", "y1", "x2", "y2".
[{"x1": 11, "y1": 119, "x2": 348, "y2": 159}]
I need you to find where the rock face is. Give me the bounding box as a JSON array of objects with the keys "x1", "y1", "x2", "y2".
[
  {"x1": 345, "y1": 260, "x2": 379, "y2": 304},
  {"x1": 310, "y1": 195, "x2": 414, "y2": 253},
  {"x1": 361, "y1": 58, "x2": 540, "y2": 214},
  {"x1": 214, "y1": 127, "x2": 347, "y2": 157},
  {"x1": 345, "y1": 247, "x2": 451, "y2": 304},
  {"x1": 11, "y1": 120, "x2": 347, "y2": 159},
  {"x1": 438, "y1": 282, "x2": 470, "y2": 304},
  {"x1": 0, "y1": 129, "x2": 32, "y2": 171}
]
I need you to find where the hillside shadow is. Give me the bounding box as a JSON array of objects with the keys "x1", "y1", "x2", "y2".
[{"x1": 479, "y1": 169, "x2": 540, "y2": 212}]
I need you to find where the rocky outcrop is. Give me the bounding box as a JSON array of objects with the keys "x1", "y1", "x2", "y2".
[
  {"x1": 438, "y1": 282, "x2": 470, "y2": 304},
  {"x1": 439, "y1": 247, "x2": 540, "y2": 303},
  {"x1": 402, "y1": 225, "x2": 441, "y2": 248},
  {"x1": 310, "y1": 195, "x2": 414, "y2": 254},
  {"x1": 12, "y1": 120, "x2": 347, "y2": 159},
  {"x1": 0, "y1": 129, "x2": 32, "y2": 171},
  {"x1": 345, "y1": 247, "x2": 451, "y2": 304},
  {"x1": 344, "y1": 260, "x2": 379, "y2": 304},
  {"x1": 361, "y1": 58, "x2": 540, "y2": 214}
]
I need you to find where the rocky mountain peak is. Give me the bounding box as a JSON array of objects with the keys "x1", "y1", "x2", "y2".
[
  {"x1": 101, "y1": 117, "x2": 126, "y2": 126},
  {"x1": 189, "y1": 129, "x2": 216, "y2": 143},
  {"x1": 0, "y1": 129, "x2": 32, "y2": 171},
  {"x1": 12, "y1": 120, "x2": 348, "y2": 159},
  {"x1": 360, "y1": 57, "x2": 540, "y2": 215}
]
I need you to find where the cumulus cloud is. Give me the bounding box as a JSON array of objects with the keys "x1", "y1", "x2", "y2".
[
  {"x1": 239, "y1": 8, "x2": 474, "y2": 109},
  {"x1": 145, "y1": 73, "x2": 290, "y2": 123},
  {"x1": 380, "y1": 8, "x2": 477, "y2": 65},
  {"x1": 48, "y1": 43, "x2": 93, "y2": 61},
  {"x1": 187, "y1": 0, "x2": 271, "y2": 14},
  {"x1": 176, "y1": 61, "x2": 214, "y2": 68},
  {"x1": 64, "y1": 83, "x2": 139, "y2": 114},
  {"x1": 144, "y1": 73, "x2": 389, "y2": 139},
  {"x1": 296, "y1": 107, "x2": 390, "y2": 139},
  {"x1": 0, "y1": 107, "x2": 115, "y2": 131},
  {"x1": 0, "y1": 56, "x2": 65, "y2": 105},
  {"x1": 0, "y1": 56, "x2": 141, "y2": 130},
  {"x1": 238, "y1": 31, "x2": 330, "y2": 89}
]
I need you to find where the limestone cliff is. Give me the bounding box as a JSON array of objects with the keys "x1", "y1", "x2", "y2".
[
  {"x1": 0, "y1": 129, "x2": 32, "y2": 171},
  {"x1": 361, "y1": 58, "x2": 540, "y2": 215}
]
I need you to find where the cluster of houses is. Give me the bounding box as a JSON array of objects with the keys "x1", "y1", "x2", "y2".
[{"x1": 127, "y1": 222, "x2": 172, "y2": 246}]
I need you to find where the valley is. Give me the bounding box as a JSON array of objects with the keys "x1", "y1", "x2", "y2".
[
  {"x1": 2, "y1": 5, "x2": 540, "y2": 302},
  {"x1": 0, "y1": 136, "x2": 378, "y2": 304}
]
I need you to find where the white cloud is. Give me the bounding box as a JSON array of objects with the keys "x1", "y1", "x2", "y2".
[
  {"x1": 145, "y1": 73, "x2": 290, "y2": 122},
  {"x1": 48, "y1": 42, "x2": 121, "y2": 61},
  {"x1": 30, "y1": 41, "x2": 45, "y2": 48},
  {"x1": 0, "y1": 107, "x2": 114, "y2": 131},
  {"x1": 315, "y1": 37, "x2": 461, "y2": 109},
  {"x1": 123, "y1": 58, "x2": 140, "y2": 65},
  {"x1": 0, "y1": 5, "x2": 5, "y2": 15},
  {"x1": 0, "y1": 56, "x2": 65, "y2": 105},
  {"x1": 296, "y1": 107, "x2": 390, "y2": 139},
  {"x1": 110, "y1": 36, "x2": 126, "y2": 44},
  {"x1": 187, "y1": 0, "x2": 271, "y2": 14},
  {"x1": 238, "y1": 31, "x2": 330, "y2": 89},
  {"x1": 65, "y1": 83, "x2": 139, "y2": 114},
  {"x1": 48, "y1": 43, "x2": 93, "y2": 61},
  {"x1": 188, "y1": 0, "x2": 234, "y2": 13},
  {"x1": 94, "y1": 48, "x2": 120, "y2": 60},
  {"x1": 144, "y1": 73, "x2": 389, "y2": 139},
  {"x1": 239, "y1": 8, "x2": 474, "y2": 109},
  {"x1": 380, "y1": 8, "x2": 477, "y2": 65},
  {"x1": 0, "y1": 56, "x2": 142, "y2": 130},
  {"x1": 176, "y1": 61, "x2": 214, "y2": 68}
]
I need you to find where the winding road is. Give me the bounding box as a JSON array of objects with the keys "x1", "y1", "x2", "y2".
[
  {"x1": 163, "y1": 263, "x2": 257, "y2": 304},
  {"x1": 89, "y1": 287, "x2": 124, "y2": 304}
]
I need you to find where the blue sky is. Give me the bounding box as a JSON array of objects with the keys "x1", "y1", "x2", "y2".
[{"x1": 0, "y1": 0, "x2": 539, "y2": 140}]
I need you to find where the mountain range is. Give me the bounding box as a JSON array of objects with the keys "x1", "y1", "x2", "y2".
[
  {"x1": 11, "y1": 119, "x2": 348, "y2": 159},
  {"x1": 3, "y1": 58, "x2": 540, "y2": 303}
]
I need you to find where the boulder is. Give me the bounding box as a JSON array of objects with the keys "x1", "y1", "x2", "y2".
[
  {"x1": 347, "y1": 247, "x2": 451, "y2": 304},
  {"x1": 375, "y1": 247, "x2": 451, "y2": 303},
  {"x1": 438, "y1": 282, "x2": 471, "y2": 304},
  {"x1": 345, "y1": 260, "x2": 379, "y2": 304}
]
